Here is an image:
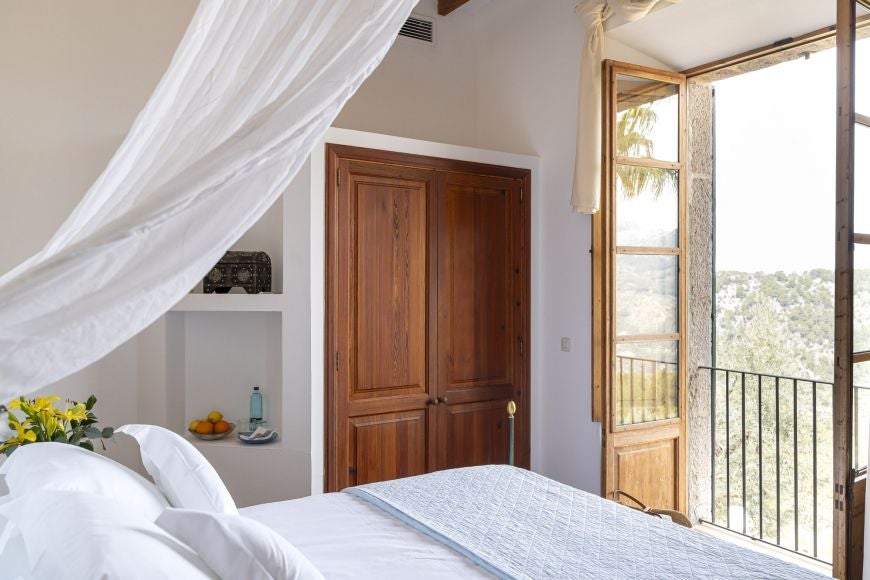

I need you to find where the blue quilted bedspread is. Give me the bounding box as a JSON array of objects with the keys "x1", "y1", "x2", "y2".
[{"x1": 344, "y1": 465, "x2": 826, "y2": 579}]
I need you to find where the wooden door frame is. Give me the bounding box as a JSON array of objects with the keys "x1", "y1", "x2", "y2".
[
  {"x1": 594, "y1": 61, "x2": 689, "y2": 513},
  {"x1": 834, "y1": 1, "x2": 859, "y2": 577},
  {"x1": 324, "y1": 144, "x2": 532, "y2": 491}
]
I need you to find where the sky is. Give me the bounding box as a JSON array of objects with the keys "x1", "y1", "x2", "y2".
[{"x1": 714, "y1": 37, "x2": 869, "y2": 273}]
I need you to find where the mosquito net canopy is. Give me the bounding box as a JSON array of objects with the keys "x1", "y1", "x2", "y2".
[{"x1": 0, "y1": 0, "x2": 415, "y2": 397}]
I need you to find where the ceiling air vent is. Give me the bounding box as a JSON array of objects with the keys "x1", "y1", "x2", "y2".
[{"x1": 398, "y1": 15, "x2": 436, "y2": 45}]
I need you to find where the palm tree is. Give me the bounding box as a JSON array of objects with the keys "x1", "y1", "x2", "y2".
[{"x1": 615, "y1": 103, "x2": 678, "y2": 198}]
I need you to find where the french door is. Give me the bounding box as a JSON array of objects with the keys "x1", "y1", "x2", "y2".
[
  {"x1": 834, "y1": 1, "x2": 866, "y2": 577},
  {"x1": 593, "y1": 61, "x2": 688, "y2": 512}
]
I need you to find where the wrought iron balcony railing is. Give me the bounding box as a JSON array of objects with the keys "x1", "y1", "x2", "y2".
[
  {"x1": 612, "y1": 357, "x2": 869, "y2": 565},
  {"x1": 697, "y1": 366, "x2": 870, "y2": 565}
]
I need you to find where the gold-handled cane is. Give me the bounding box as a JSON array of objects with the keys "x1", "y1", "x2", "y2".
[{"x1": 507, "y1": 400, "x2": 516, "y2": 466}]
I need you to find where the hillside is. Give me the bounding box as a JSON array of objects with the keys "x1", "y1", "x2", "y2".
[
  {"x1": 716, "y1": 269, "x2": 870, "y2": 385},
  {"x1": 713, "y1": 270, "x2": 848, "y2": 557}
]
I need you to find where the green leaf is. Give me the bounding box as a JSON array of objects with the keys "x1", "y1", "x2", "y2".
[
  {"x1": 78, "y1": 440, "x2": 94, "y2": 452},
  {"x1": 51, "y1": 431, "x2": 67, "y2": 443},
  {"x1": 3, "y1": 444, "x2": 18, "y2": 457},
  {"x1": 68, "y1": 432, "x2": 83, "y2": 445},
  {"x1": 84, "y1": 426, "x2": 101, "y2": 439},
  {"x1": 101, "y1": 427, "x2": 114, "y2": 439},
  {"x1": 85, "y1": 395, "x2": 97, "y2": 411}
]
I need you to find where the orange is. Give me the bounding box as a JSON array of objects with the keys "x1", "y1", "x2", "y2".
[
  {"x1": 213, "y1": 420, "x2": 231, "y2": 434},
  {"x1": 195, "y1": 421, "x2": 214, "y2": 435}
]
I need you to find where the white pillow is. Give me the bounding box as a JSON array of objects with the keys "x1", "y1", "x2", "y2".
[
  {"x1": 0, "y1": 491, "x2": 217, "y2": 579},
  {"x1": 118, "y1": 424, "x2": 237, "y2": 514},
  {"x1": 0, "y1": 442, "x2": 168, "y2": 521},
  {"x1": 157, "y1": 508, "x2": 325, "y2": 580},
  {"x1": 0, "y1": 496, "x2": 31, "y2": 580}
]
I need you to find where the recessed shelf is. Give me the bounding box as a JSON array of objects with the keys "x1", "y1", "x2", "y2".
[
  {"x1": 137, "y1": 151, "x2": 312, "y2": 504},
  {"x1": 171, "y1": 293, "x2": 286, "y2": 312},
  {"x1": 185, "y1": 433, "x2": 285, "y2": 450}
]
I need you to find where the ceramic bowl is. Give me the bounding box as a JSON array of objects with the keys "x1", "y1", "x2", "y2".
[{"x1": 188, "y1": 421, "x2": 236, "y2": 440}]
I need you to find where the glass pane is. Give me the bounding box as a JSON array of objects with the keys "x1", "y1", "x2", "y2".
[
  {"x1": 856, "y1": 244, "x2": 870, "y2": 352},
  {"x1": 616, "y1": 254, "x2": 678, "y2": 336},
  {"x1": 616, "y1": 74, "x2": 679, "y2": 163},
  {"x1": 856, "y1": 123, "x2": 870, "y2": 234},
  {"x1": 615, "y1": 341, "x2": 678, "y2": 426},
  {"x1": 857, "y1": 34, "x2": 868, "y2": 116},
  {"x1": 615, "y1": 165, "x2": 679, "y2": 247},
  {"x1": 854, "y1": 360, "x2": 870, "y2": 469}
]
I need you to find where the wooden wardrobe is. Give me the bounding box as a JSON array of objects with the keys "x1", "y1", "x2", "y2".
[{"x1": 325, "y1": 144, "x2": 531, "y2": 492}]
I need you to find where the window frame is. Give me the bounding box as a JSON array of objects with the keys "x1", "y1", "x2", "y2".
[{"x1": 592, "y1": 61, "x2": 688, "y2": 436}]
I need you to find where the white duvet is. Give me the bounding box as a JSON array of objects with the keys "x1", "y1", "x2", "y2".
[{"x1": 241, "y1": 492, "x2": 493, "y2": 579}]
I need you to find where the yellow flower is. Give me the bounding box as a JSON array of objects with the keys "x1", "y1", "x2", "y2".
[
  {"x1": 6, "y1": 416, "x2": 36, "y2": 445},
  {"x1": 8, "y1": 396, "x2": 59, "y2": 415},
  {"x1": 56, "y1": 403, "x2": 87, "y2": 422},
  {"x1": 38, "y1": 410, "x2": 61, "y2": 438},
  {"x1": 32, "y1": 396, "x2": 61, "y2": 412},
  {"x1": 18, "y1": 429, "x2": 36, "y2": 443}
]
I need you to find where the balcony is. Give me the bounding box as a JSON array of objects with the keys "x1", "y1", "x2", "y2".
[
  {"x1": 699, "y1": 365, "x2": 870, "y2": 566},
  {"x1": 613, "y1": 355, "x2": 869, "y2": 568}
]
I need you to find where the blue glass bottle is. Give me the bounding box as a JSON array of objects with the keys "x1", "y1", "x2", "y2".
[{"x1": 249, "y1": 386, "x2": 263, "y2": 430}]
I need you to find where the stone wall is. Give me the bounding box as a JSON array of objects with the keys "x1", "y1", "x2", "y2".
[{"x1": 687, "y1": 78, "x2": 714, "y2": 521}]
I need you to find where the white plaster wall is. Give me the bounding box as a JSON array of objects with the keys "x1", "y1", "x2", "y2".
[
  {"x1": 0, "y1": 0, "x2": 197, "y2": 467},
  {"x1": 0, "y1": 0, "x2": 197, "y2": 274},
  {"x1": 334, "y1": 1, "x2": 478, "y2": 146}
]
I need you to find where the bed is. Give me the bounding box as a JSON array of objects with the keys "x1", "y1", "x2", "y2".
[
  {"x1": 245, "y1": 465, "x2": 826, "y2": 580},
  {"x1": 0, "y1": 427, "x2": 827, "y2": 579}
]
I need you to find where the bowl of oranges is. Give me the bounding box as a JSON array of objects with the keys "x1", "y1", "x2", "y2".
[{"x1": 188, "y1": 411, "x2": 235, "y2": 441}]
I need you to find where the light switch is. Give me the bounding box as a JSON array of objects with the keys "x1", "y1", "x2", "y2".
[{"x1": 560, "y1": 337, "x2": 571, "y2": 352}]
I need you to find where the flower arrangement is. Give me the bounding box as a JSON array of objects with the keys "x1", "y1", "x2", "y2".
[{"x1": 0, "y1": 395, "x2": 114, "y2": 457}]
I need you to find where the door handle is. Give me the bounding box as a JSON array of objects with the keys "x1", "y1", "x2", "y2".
[
  {"x1": 426, "y1": 398, "x2": 437, "y2": 406},
  {"x1": 437, "y1": 396, "x2": 448, "y2": 404}
]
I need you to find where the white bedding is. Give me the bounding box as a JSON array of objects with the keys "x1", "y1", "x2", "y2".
[{"x1": 241, "y1": 493, "x2": 492, "y2": 579}]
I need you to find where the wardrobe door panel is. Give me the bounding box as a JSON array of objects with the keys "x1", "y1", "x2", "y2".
[
  {"x1": 348, "y1": 410, "x2": 428, "y2": 486},
  {"x1": 353, "y1": 177, "x2": 427, "y2": 396},
  {"x1": 328, "y1": 154, "x2": 437, "y2": 491},
  {"x1": 440, "y1": 398, "x2": 512, "y2": 469},
  {"x1": 435, "y1": 172, "x2": 527, "y2": 470}
]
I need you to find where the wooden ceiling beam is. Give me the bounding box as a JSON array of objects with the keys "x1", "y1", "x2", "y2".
[{"x1": 438, "y1": 0, "x2": 472, "y2": 16}]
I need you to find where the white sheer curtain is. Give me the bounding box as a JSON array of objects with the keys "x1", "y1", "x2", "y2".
[
  {"x1": 0, "y1": 0, "x2": 415, "y2": 397},
  {"x1": 571, "y1": 0, "x2": 679, "y2": 214}
]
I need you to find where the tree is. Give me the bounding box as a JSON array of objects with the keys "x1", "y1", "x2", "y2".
[
  {"x1": 615, "y1": 103, "x2": 678, "y2": 198},
  {"x1": 717, "y1": 295, "x2": 792, "y2": 375}
]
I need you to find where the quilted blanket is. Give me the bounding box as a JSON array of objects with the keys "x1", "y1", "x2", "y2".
[{"x1": 344, "y1": 465, "x2": 826, "y2": 580}]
